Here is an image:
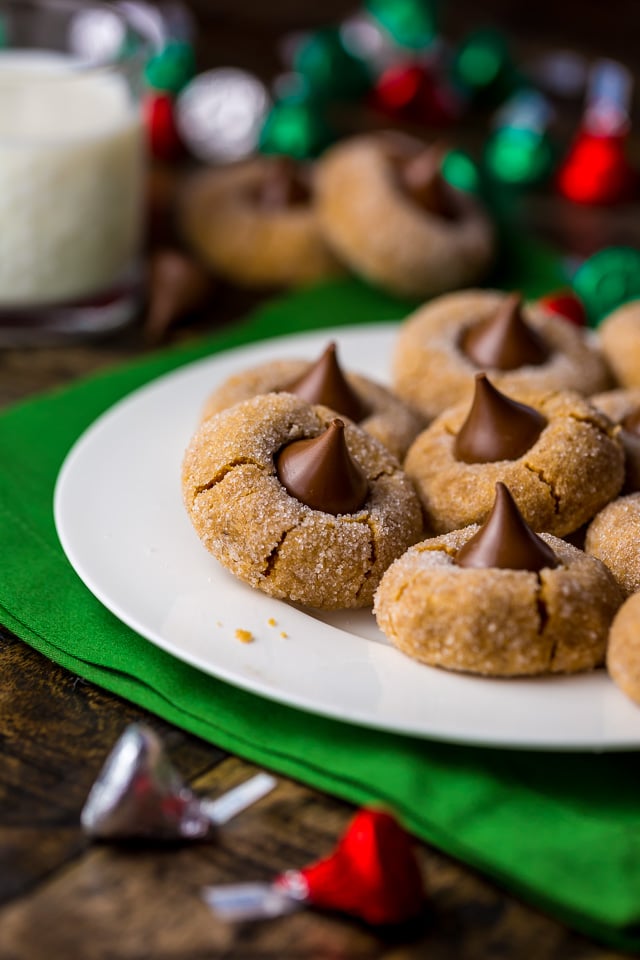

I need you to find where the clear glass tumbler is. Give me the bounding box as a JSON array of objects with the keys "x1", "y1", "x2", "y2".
[{"x1": 0, "y1": 0, "x2": 150, "y2": 344}]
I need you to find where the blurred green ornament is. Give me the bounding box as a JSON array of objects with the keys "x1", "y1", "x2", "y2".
[
  {"x1": 573, "y1": 247, "x2": 640, "y2": 328},
  {"x1": 293, "y1": 27, "x2": 371, "y2": 101},
  {"x1": 484, "y1": 127, "x2": 555, "y2": 186},
  {"x1": 365, "y1": 0, "x2": 438, "y2": 50},
  {"x1": 259, "y1": 101, "x2": 334, "y2": 159},
  {"x1": 144, "y1": 40, "x2": 195, "y2": 94},
  {"x1": 0, "y1": 15, "x2": 6, "y2": 49},
  {"x1": 441, "y1": 149, "x2": 480, "y2": 194},
  {"x1": 453, "y1": 29, "x2": 519, "y2": 104}
]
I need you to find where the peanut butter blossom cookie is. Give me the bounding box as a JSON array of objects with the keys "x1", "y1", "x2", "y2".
[
  {"x1": 591, "y1": 387, "x2": 640, "y2": 493},
  {"x1": 374, "y1": 483, "x2": 621, "y2": 676},
  {"x1": 179, "y1": 155, "x2": 342, "y2": 288},
  {"x1": 393, "y1": 289, "x2": 611, "y2": 420},
  {"x1": 585, "y1": 493, "x2": 640, "y2": 597},
  {"x1": 182, "y1": 393, "x2": 423, "y2": 609},
  {"x1": 403, "y1": 373, "x2": 624, "y2": 536},
  {"x1": 314, "y1": 133, "x2": 495, "y2": 298},
  {"x1": 607, "y1": 592, "x2": 640, "y2": 706},
  {"x1": 598, "y1": 299, "x2": 640, "y2": 387},
  {"x1": 200, "y1": 342, "x2": 426, "y2": 462}
]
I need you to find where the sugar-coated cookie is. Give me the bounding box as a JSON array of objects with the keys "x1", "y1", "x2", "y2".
[
  {"x1": 179, "y1": 156, "x2": 342, "y2": 288},
  {"x1": 404, "y1": 377, "x2": 624, "y2": 536},
  {"x1": 393, "y1": 289, "x2": 612, "y2": 420},
  {"x1": 607, "y1": 592, "x2": 640, "y2": 705},
  {"x1": 314, "y1": 134, "x2": 494, "y2": 298},
  {"x1": 375, "y1": 509, "x2": 621, "y2": 676},
  {"x1": 182, "y1": 393, "x2": 423, "y2": 609},
  {"x1": 585, "y1": 493, "x2": 640, "y2": 597},
  {"x1": 598, "y1": 300, "x2": 640, "y2": 387}
]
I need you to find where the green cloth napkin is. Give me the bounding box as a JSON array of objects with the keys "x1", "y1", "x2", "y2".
[{"x1": 4, "y1": 269, "x2": 640, "y2": 954}]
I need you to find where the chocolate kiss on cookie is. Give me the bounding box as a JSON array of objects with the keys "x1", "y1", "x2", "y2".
[
  {"x1": 286, "y1": 342, "x2": 369, "y2": 422},
  {"x1": 461, "y1": 293, "x2": 550, "y2": 371},
  {"x1": 454, "y1": 373, "x2": 547, "y2": 463},
  {"x1": 256, "y1": 156, "x2": 311, "y2": 209},
  {"x1": 399, "y1": 146, "x2": 457, "y2": 220},
  {"x1": 455, "y1": 482, "x2": 559, "y2": 571},
  {"x1": 276, "y1": 418, "x2": 369, "y2": 515}
]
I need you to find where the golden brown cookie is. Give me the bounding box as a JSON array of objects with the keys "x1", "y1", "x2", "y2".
[
  {"x1": 374, "y1": 526, "x2": 621, "y2": 677},
  {"x1": 598, "y1": 299, "x2": 640, "y2": 387},
  {"x1": 393, "y1": 289, "x2": 612, "y2": 420},
  {"x1": 590, "y1": 386, "x2": 640, "y2": 423},
  {"x1": 404, "y1": 381, "x2": 624, "y2": 536},
  {"x1": 182, "y1": 393, "x2": 423, "y2": 609},
  {"x1": 607, "y1": 592, "x2": 640, "y2": 705},
  {"x1": 178, "y1": 156, "x2": 343, "y2": 288},
  {"x1": 200, "y1": 345, "x2": 426, "y2": 462},
  {"x1": 314, "y1": 134, "x2": 495, "y2": 298},
  {"x1": 589, "y1": 387, "x2": 640, "y2": 493},
  {"x1": 585, "y1": 493, "x2": 640, "y2": 597}
]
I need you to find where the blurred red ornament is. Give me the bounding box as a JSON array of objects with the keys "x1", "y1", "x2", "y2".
[
  {"x1": 371, "y1": 61, "x2": 462, "y2": 127},
  {"x1": 144, "y1": 92, "x2": 184, "y2": 163},
  {"x1": 275, "y1": 808, "x2": 425, "y2": 925},
  {"x1": 539, "y1": 290, "x2": 587, "y2": 327},
  {"x1": 557, "y1": 129, "x2": 636, "y2": 205}
]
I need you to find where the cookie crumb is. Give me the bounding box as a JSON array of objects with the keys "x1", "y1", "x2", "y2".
[
  {"x1": 235, "y1": 628, "x2": 255, "y2": 644},
  {"x1": 267, "y1": 617, "x2": 277, "y2": 627},
  {"x1": 280, "y1": 631, "x2": 288, "y2": 639}
]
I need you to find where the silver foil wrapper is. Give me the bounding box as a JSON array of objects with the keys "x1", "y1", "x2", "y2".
[
  {"x1": 81, "y1": 723, "x2": 212, "y2": 840},
  {"x1": 176, "y1": 68, "x2": 271, "y2": 163}
]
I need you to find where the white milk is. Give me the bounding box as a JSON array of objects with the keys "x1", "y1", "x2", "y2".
[{"x1": 0, "y1": 51, "x2": 144, "y2": 305}]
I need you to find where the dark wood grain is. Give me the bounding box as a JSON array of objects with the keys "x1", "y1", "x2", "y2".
[
  {"x1": 0, "y1": 633, "x2": 632, "y2": 959},
  {"x1": 2, "y1": 1, "x2": 640, "y2": 957}
]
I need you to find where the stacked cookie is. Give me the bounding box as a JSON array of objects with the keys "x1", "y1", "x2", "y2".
[
  {"x1": 182, "y1": 290, "x2": 640, "y2": 702},
  {"x1": 178, "y1": 133, "x2": 495, "y2": 298}
]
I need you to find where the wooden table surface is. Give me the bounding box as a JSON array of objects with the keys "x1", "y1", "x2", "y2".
[{"x1": 2, "y1": 2, "x2": 640, "y2": 958}]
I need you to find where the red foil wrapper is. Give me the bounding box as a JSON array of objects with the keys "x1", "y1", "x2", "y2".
[
  {"x1": 557, "y1": 129, "x2": 636, "y2": 205},
  {"x1": 144, "y1": 92, "x2": 184, "y2": 163},
  {"x1": 371, "y1": 62, "x2": 462, "y2": 127},
  {"x1": 539, "y1": 291, "x2": 587, "y2": 328},
  {"x1": 275, "y1": 808, "x2": 425, "y2": 925}
]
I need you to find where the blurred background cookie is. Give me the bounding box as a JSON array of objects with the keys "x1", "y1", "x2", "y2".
[
  {"x1": 314, "y1": 133, "x2": 495, "y2": 298},
  {"x1": 179, "y1": 155, "x2": 343, "y2": 288}
]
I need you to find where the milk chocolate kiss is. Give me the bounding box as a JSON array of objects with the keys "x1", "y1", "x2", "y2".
[
  {"x1": 461, "y1": 294, "x2": 550, "y2": 371},
  {"x1": 399, "y1": 147, "x2": 458, "y2": 220},
  {"x1": 455, "y1": 483, "x2": 559, "y2": 571},
  {"x1": 276, "y1": 419, "x2": 369, "y2": 515},
  {"x1": 287, "y1": 342, "x2": 369, "y2": 422},
  {"x1": 145, "y1": 249, "x2": 214, "y2": 343},
  {"x1": 256, "y1": 156, "x2": 311, "y2": 209},
  {"x1": 454, "y1": 374, "x2": 547, "y2": 463}
]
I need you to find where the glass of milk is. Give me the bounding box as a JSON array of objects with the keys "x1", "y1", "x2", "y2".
[{"x1": 0, "y1": 0, "x2": 150, "y2": 343}]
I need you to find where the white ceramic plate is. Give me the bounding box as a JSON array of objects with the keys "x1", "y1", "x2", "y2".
[{"x1": 54, "y1": 324, "x2": 640, "y2": 751}]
